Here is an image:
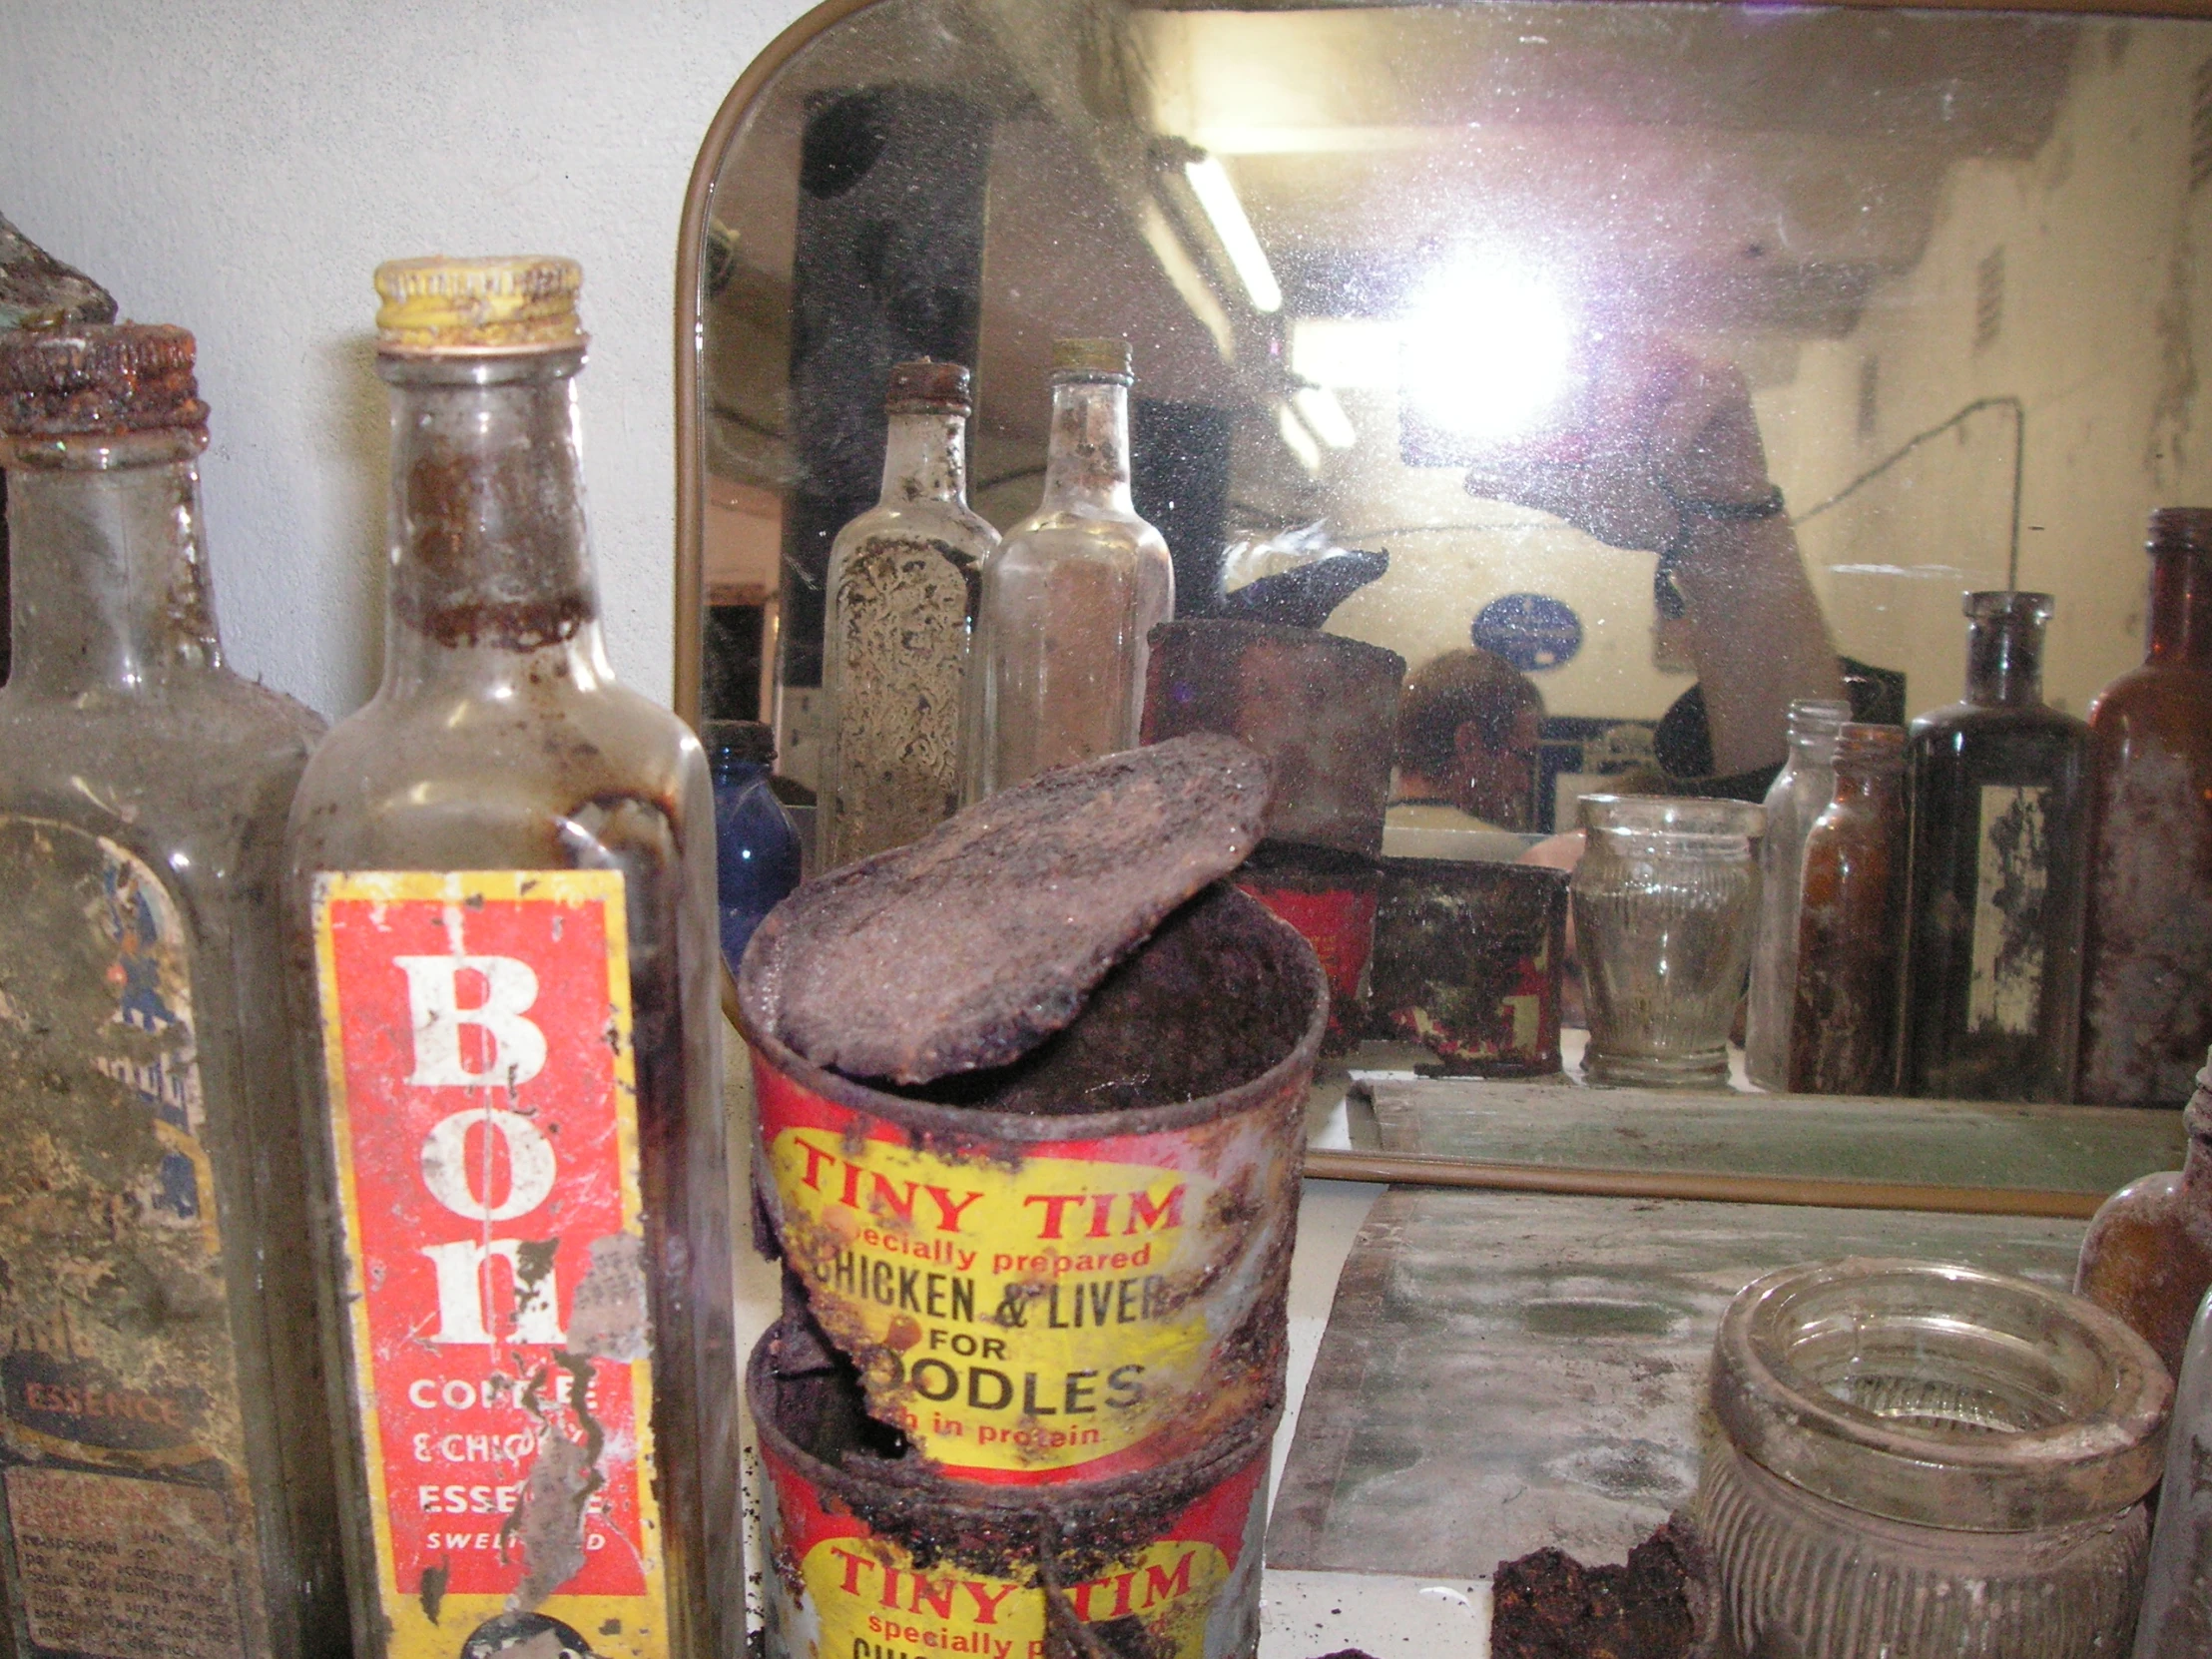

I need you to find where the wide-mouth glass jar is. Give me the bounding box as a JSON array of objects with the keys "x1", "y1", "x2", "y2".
[
  {"x1": 1572, "y1": 794, "x2": 1764, "y2": 1087},
  {"x1": 1696, "y1": 1258, "x2": 2170, "y2": 1659}
]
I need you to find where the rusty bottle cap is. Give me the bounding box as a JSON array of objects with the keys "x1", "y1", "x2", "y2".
[
  {"x1": 2148, "y1": 507, "x2": 2212, "y2": 553},
  {"x1": 885, "y1": 358, "x2": 971, "y2": 414},
  {"x1": 1051, "y1": 336, "x2": 1134, "y2": 384},
  {"x1": 0, "y1": 323, "x2": 208, "y2": 437},
  {"x1": 373, "y1": 255, "x2": 585, "y2": 354}
]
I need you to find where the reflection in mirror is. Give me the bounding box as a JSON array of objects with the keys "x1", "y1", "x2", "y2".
[{"x1": 689, "y1": 0, "x2": 2207, "y2": 841}]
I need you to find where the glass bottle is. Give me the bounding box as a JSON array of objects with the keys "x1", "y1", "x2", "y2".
[
  {"x1": 818, "y1": 360, "x2": 996, "y2": 868},
  {"x1": 0, "y1": 324, "x2": 340, "y2": 1658},
  {"x1": 2080, "y1": 508, "x2": 2212, "y2": 1106},
  {"x1": 1901, "y1": 591, "x2": 2089, "y2": 1102},
  {"x1": 1745, "y1": 698, "x2": 1852, "y2": 1089},
  {"x1": 1789, "y1": 723, "x2": 1907, "y2": 1095},
  {"x1": 2076, "y1": 1062, "x2": 2212, "y2": 1378},
  {"x1": 1572, "y1": 795, "x2": 1765, "y2": 1089},
  {"x1": 964, "y1": 338, "x2": 1174, "y2": 800},
  {"x1": 284, "y1": 259, "x2": 738, "y2": 1659},
  {"x1": 707, "y1": 718, "x2": 803, "y2": 971},
  {"x1": 2131, "y1": 1282, "x2": 2212, "y2": 1658}
]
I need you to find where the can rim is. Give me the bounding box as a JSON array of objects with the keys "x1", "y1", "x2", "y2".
[{"x1": 739, "y1": 882, "x2": 1328, "y2": 1144}]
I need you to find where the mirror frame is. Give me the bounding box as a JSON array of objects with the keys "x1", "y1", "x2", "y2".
[{"x1": 675, "y1": 0, "x2": 2212, "y2": 1212}]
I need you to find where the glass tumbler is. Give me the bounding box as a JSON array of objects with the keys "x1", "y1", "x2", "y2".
[
  {"x1": 1697, "y1": 1258, "x2": 2170, "y2": 1659},
  {"x1": 1571, "y1": 795, "x2": 1764, "y2": 1087}
]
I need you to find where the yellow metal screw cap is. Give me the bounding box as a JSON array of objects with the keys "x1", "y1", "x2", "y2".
[
  {"x1": 373, "y1": 256, "x2": 584, "y2": 352},
  {"x1": 1050, "y1": 337, "x2": 1133, "y2": 382}
]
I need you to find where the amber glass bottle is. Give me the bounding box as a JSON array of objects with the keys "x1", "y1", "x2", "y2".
[
  {"x1": 1901, "y1": 592, "x2": 2089, "y2": 1102},
  {"x1": 2079, "y1": 508, "x2": 2212, "y2": 1107},
  {"x1": 0, "y1": 325, "x2": 339, "y2": 1658},
  {"x1": 285, "y1": 260, "x2": 737, "y2": 1659},
  {"x1": 2076, "y1": 1064, "x2": 2212, "y2": 1377},
  {"x1": 819, "y1": 359, "x2": 996, "y2": 868},
  {"x1": 1790, "y1": 723, "x2": 1907, "y2": 1095}
]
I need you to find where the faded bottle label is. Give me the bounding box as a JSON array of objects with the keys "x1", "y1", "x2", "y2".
[
  {"x1": 1968, "y1": 785, "x2": 2051, "y2": 1035},
  {"x1": 311, "y1": 871, "x2": 666, "y2": 1659},
  {"x1": 0, "y1": 819, "x2": 264, "y2": 1659}
]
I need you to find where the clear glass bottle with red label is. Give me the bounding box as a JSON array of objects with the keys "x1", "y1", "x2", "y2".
[
  {"x1": 818, "y1": 359, "x2": 996, "y2": 868},
  {"x1": 283, "y1": 259, "x2": 737, "y2": 1659},
  {"x1": 1901, "y1": 592, "x2": 2089, "y2": 1102},
  {"x1": 964, "y1": 338, "x2": 1174, "y2": 800},
  {"x1": 0, "y1": 324, "x2": 340, "y2": 1659},
  {"x1": 1790, "y1": 723, "x2": 1908, "y2": 1095},
  {"x1": 2079, "y1": 508, "x2": 2212, "y2": 1107}
]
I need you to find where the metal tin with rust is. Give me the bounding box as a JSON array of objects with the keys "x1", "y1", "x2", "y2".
[
  {"x1": 1141, "y1": 620, "x2": 1404, "y2": 858},
  {"x1": 741, "y1": 885, "x2": 1324, "y2": 1484},
  {"x1": 1233, "y1": 844, "x2": 1379, "y2": 1056},
  {"x1": 752, "y1": 1326, "x2": 1275, "y2": 1659},
  {"x1": 1369, "y1": 856, "x2": 1567, "y2": 1075}
]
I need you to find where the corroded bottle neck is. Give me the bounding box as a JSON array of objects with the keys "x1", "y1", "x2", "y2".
[
  {"x1": 1, "y1": 426, "x2": 223, "y2": 698},
  {"x1": 1963, "y1": 611, "x2": 2048, "y2": 709},
  {"x1": 879, "y1": 407, "x2": 969, "y2": 507},
  {"x1": 1039, "y1": 378, "x2": 1134, "y2": 513},
  {"x1": 375, "y1": 347, "x2": 611, "y2": 699}
]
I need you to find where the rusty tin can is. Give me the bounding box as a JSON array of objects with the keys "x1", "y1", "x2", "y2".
[
  {"x1": 752, "y1": 1325, "x2": 1275, "y2": 1659},
  {"x1": 1232, "y1": 843, "x2": 1378, "y2": 1055},
  {"x1": 742, "y1": 884, "x2": 1324, "y2": 1483},
  {"x1": 1368, "y1": 857, "x2": 1567, "y2": 1075},
  {"x1": 1141, "y1": 620, "x2": 1404, "y2": 858}
]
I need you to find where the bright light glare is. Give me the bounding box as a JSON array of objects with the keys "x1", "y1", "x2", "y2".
[
  {"x1": 1184, "y1": 156, "x2": 1282, "y2": 314},
  {"x1": 1275, "y1": 402, "x2": 1322, "y2": 474},
  {"x1": 1399, "y1": 262, "x2": 1573, "y2": 443},
  {"x1": 1291, "y1": 317, "x2": 1398, "y2": 390},
  {"x1": 1292, "y1": 385, "x2": 1357, "y2": 449}
]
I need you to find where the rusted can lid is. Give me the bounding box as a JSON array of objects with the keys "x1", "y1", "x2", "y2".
[
  {"x1": 2148, "y1": 507, "x2": 2212, "y2": 553},
  {"x1": 1051, "y1": 336, "x2": 1133, "y2": 383},
  {"x1": 0, "y1": 323, "x2": 208, "y2": 435},
  {"x1": 885, "y1": 358, "x2": 970, "y2": 414},
  {"x1": 373, "y1": 255, "x2": 585, "y2": 353}
]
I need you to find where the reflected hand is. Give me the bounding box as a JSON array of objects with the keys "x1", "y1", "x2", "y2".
[{"x1": 1462, "y1": 342, "x2": 1774, "y2": 555}]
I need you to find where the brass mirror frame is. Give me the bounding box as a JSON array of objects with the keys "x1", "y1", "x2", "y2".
[{"x1": 675, "y1": 0, "x2": 2212, "y2": 1215}]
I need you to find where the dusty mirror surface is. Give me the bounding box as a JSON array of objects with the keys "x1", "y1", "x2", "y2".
[{"x1": 684, "y1": 0, "x2": 2208, "y2": 831}]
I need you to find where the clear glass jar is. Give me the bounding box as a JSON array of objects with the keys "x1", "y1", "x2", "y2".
[
  {"x1": 963, "y1": 337, "x2": 1173, "y2": 800},
  {"x1": 1697, "y1": 1258, "x2": 2169, "y2": 1659},
  {"x1": 1745, "y1": 698, "x2": 1851, "y2": 1088},
  {"x1": 1571, "y1": 795, "x2": 1764, "y2": 1088}
]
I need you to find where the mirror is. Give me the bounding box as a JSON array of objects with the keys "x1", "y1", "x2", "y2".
[{"x1": 679, "y1": 0, "x2": 2212, "y2": 838}]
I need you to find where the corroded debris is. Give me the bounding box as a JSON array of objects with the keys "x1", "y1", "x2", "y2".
[
  {"x1": 1490, "y1": 1517, "x2": 1715, "y2": 1659},
  {"x1": 748, "y1": 733, "x2": 1271, "y2": 1084}
]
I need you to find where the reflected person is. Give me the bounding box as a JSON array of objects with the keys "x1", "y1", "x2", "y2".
[{"x1": 1388, "y1": 647, "x2": 1545, "y2": 832}]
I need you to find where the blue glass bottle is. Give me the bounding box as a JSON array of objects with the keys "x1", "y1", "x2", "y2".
[{"x1": 708, "y1": 719, "x2": 803, "y2": 969}]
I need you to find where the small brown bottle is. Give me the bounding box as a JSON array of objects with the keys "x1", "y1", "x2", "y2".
[
  {"x1": 2076, "y1": 1057, "x2": 2212, "y2": 1377},
  {"x1": 1790, "y1": 723, "x2": 1908, "y2": 1094},
  {"x1": 2079, "y1": 508, "x2": 2212, "y2": 1106}
]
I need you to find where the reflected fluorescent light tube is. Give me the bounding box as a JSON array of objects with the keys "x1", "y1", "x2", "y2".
[
  {"x1": 1292, "y1": 385, "x2": 1357, "y2": 449},
  {"x1": 1185, "y1": 155, "x2": 1282, "y2": 314},
  {"x1": 1276, "y1": 401, "x2": 1322, "y2": 474}
]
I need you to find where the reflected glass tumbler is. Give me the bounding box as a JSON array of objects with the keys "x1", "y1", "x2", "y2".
[{"x1": 1572, "y1": 795, "x2": 1764, "y2": 1088}]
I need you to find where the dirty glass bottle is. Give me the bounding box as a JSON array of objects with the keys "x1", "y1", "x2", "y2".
[
  {"x1": 964, "y1": 338, "x2": 1174, "y2": 800},
  {"x1": 0, "y1": 324, "x2": 340, "y2": 1658},
  {"x1": 1790, "y1": 723, "x2": 1907, "y2": 1095},
  {"x1": 2076, "y1": 1062, "x2": 2212, "y2": 1379},
  {"x1": 1745, "y1": 697, "x2": 1851, "y2": 1089},
  {"x1": 1901, "y1": 591, "x2": 2089, "y2": 1102},
  {"x1": 2080, "y1": 508, "x2": 2212, "y2": 1107},
  {"x1": 818, "y1": 360, "x2": 996, "y2": 869},
  {"x1": 284, "y1": 259, "x2": 738, "y2": 1659}
]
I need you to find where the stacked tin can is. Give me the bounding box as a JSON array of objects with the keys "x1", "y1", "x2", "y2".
[{"x1": 739, "y1": 867, "x2": 1326, "y2": 1659}]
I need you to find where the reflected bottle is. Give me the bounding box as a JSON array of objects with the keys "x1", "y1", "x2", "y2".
[
  {"x1": 965, "y1": 338, "x2": 1174, "y2": 800},
  {"x1": 1790, "y1": 723, "x2": 1907, "y2": 1095},
  {"x1": 284, "y1": 260, "x2": 738, "y2": 1658},
  {"x1": 1745, "y1": 697, "x2": 1852, "y2": 1089},
  {"x1": 2130, "y1": 1279, "x2": 2212, "y2": 1658},
  {"x1": 709, "y1": 718, "x2": 803, "y2": 970},
  {"x1": 2076, "y1": 1060, "x2": 2212, "y2": 1379},
  {"x1": 2080, "y1": 508, "x2": 2212, "y2": 1106},
  {"x1": 1901, "y1": 591, "x2": 2089, "y2": 1102},
  {"x1": 0, "y1": 325, "x2": 340, "y2": 1657},
  {"x1": 818, "y1": 360, "x2": 996, "y2": 868}
]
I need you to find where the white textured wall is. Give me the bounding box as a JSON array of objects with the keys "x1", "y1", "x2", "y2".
[{"x1": 0, "y1": 0, "x2": 811, "y2": 718}]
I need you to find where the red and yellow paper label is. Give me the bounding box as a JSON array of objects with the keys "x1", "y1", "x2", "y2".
[{"x1": 312, "y1": 871, "x2": 667, "y2": 1658}]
